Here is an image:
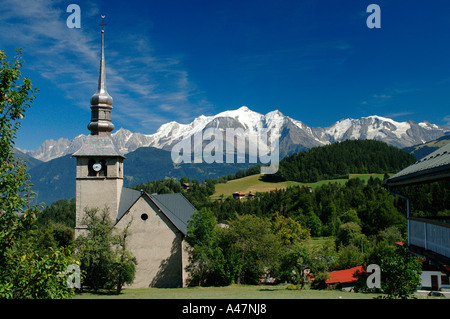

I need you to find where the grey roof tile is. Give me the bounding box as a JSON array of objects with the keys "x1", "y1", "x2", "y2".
[
  {"x1": 117, "y1": 187, "x2": 142, "y2": 221},
  {"x1": 148, "y1": 193, "x2": 197, "y2": 235},
  {"x1": 72, "y1": 134, "x2": 125, "y2": 158},
  {"x1": 115, "y1": 190, "x2": 197, "y2": 235},
  {"x1": 385, "y1": 142, "x2": 450, "y2": 186}
]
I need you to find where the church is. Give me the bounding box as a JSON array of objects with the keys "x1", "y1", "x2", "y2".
[{"x1": 72, "y1": 25, "x2": 196, "y2": 288}]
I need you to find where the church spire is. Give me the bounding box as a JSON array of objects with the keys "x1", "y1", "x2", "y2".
[{"x1": 88, "y1": 16, "x2": 114, "y2": 135}]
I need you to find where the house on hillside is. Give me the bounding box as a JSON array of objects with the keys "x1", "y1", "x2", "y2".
[
  {"x1": 181, "y1": 182, "x2": 190, "y2": 190},
  {"x1": 233, "y1": 191, "x2": 246, "y2": 200},
  {"x1": 247, "y1": 192, "x2": 256, "y2": 199}
]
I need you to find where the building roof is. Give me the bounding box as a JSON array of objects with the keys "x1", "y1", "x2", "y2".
[
  {"x1": 72, "y1": 134, "x2": 125, "y2": 158},
  {"x1": 233, "y1": 192, "x2": 245, "y2": 196},
  {"x1": 116, "y1": 189, "x2": 197, "y2": 236},
  {"x1": 117, "y1": 187, "x2": 142, "y2": 219},
  {"x1": 326, "y1": 265, "x2": 365, "y2": 284},
  {"x1": 147, "y1": 193, "x2": 197, "y2": 235},
  {"x1": 384, "y1": 142, "x2": 450, "y2": 187}
]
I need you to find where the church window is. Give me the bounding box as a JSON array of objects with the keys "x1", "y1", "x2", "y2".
[
  {"x1": 88, "y1": 159, "x2": 96, "y2": 176},
  {"x1": 141, "y1": 213, "x2": 148, "y2": 221},
  {"x1": 98, "y1": 159, "x2": 107, "y2": 176}
]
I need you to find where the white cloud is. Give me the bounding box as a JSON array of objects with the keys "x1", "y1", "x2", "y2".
[
  {"x1": 373, "y1": 94, "x2": 392, "y2": 99},
  {"x1": 0, "y1": 0, "x2": 212, "y2": 134},
  {"x1": 443, "y1": 115, "x2": 450, "y2": 127},
  {"x1": 384, "y1": 111, "x2": 414, "y2": 118}
]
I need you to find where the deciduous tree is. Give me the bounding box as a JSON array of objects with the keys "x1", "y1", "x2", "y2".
[
  {"x1": 380, "y1": 246, "x2": 422, "y2": 299},
  {"x1": 0, "y1": 49, "x2": 76, "y2": 299},
  {"x1": 75, "y1": 207, "x2": 136, "y2": 293}
]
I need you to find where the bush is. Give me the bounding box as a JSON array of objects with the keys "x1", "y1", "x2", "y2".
[
  {"x1": 310, "y1": 271, "x2": 329, "y2": 290},
  {"x1": 380, "y1": 246, "x2": 422, "y2": 299}
]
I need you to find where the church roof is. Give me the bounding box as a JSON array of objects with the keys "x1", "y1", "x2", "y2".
[
  {"x1": 384, "y1": 142, "x2": 450, "y2": 187},
  {"x1": 116, "y1": 189, "x2": 197, "y2": 236},
  {"x1": 72, "y1": 134, "x2": 125, "y2": 158},
  {"x1": 118, "y1": 187, "x2": 142, "y2": 218},
  {"x1": 148, "y1": 193, "x2": 197, "y2": 235}
]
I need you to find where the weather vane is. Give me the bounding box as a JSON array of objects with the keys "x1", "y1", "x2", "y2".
[{"x1": 99, "y1": 15, "x2": 106, "y2": 31}]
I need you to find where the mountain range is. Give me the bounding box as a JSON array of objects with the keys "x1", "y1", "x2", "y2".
[
  {"x1": 19, "y1": 106, "x2": 450, "y2": 162},
  {"x1": 18, "y1": 106, "x2": 450, "y2": 206}
]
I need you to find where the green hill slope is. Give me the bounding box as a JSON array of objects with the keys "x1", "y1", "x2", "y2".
[
  {"x1": 212, "y1": 173, "x2": 387, "y2": 199},
  {"x1": 403, "y1": 134, "x2": 450, "y2": 160}
]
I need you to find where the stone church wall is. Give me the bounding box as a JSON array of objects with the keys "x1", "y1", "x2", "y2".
[{"x1": 115, "y1": 196, "x2": 184, "y2": 288}]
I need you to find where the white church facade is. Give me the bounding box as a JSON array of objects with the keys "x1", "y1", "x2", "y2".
[{"x1": 72, "y1": 25, "x2": 196, "y2": 288}]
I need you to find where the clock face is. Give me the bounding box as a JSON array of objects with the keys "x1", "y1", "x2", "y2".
[{"x1": 92, "y1": 162, "x2": 102, "y2": 172}]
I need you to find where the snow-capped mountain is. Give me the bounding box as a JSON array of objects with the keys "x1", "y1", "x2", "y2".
[
  {"x1": 21, "y1": 106, "x2": 450, "y2": 162},
  {"x1": 313, "y1": 116, "x2": 448, "y2": 149}
]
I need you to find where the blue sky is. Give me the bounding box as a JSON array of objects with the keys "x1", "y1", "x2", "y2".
[{"x1": 1, "y1": 0, "x2": 450, "y2": 150}]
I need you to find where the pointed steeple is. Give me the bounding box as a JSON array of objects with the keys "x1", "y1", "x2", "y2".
[{"x1": 88, "y1": 16, "x2": 114, "y2": 135}]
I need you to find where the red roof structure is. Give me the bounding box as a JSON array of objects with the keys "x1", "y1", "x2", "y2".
[
  {"x1": 232, "y1": 192, "x2": 246, "y2": 199},
  {"x1": 326, "y1": 265, "x2": 365, "y2": 284}
]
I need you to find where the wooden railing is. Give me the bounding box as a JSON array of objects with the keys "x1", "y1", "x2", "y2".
[{"x1": 408, "y1": 217, "x2": 450, "y2": 260}]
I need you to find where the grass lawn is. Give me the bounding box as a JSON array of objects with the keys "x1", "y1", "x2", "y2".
[
  {"x1": 211, "y1": 173, "x2": 387, "y2": 199},
  {"x1": 307, "y1": 236, "x2": 335, "y2": 247},
  {"x1": 211, "y1": 174, "x2": 302, "y2": 199},
  {"x1": 72, "y1": 284, "x2": 382, "y2": 299}
]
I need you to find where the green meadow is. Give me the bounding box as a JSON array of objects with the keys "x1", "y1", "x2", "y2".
[
  {"x1": 73, "y1": 283, "x2": 382, "y2": 299},
  {"x1": 211, "y1": 173, "x2": 386, "y2": 199}
]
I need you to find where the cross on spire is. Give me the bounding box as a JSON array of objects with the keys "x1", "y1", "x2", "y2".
[{"x1": 99, "y1": 15, "x2": 106, "y2": 32}]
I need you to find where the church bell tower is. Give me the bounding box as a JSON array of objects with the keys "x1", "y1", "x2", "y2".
[{"x1": 73, "y1": 18, "x2": 125, "y2": 237}]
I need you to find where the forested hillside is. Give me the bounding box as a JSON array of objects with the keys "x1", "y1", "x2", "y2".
[
  {"x1": 265, "y1": 140, "x2": 416, "y2": 183},
  {"x1": 133, "y1": 175, "x2": 448, "y2": 235},
  {"x1": 36, "y1": 149, "x2": 448, "y2": 285}
]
